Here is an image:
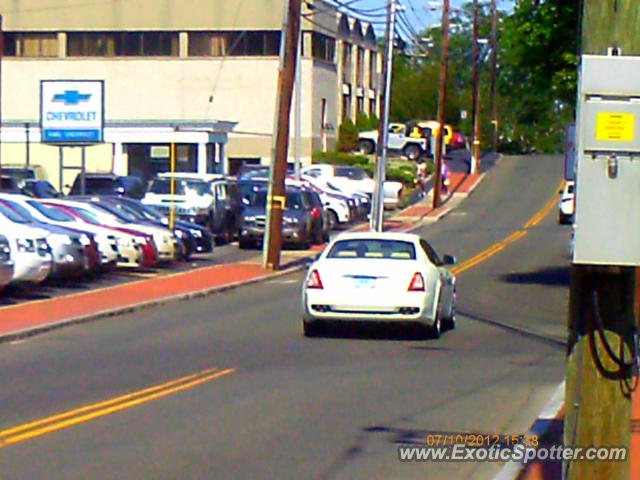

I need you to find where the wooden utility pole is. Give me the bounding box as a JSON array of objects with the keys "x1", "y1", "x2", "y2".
[
  {"x1": 432, "y1": 0, "x2": 449, "y2": 209},
  {"x1": 263, "y1": 0, "x2": 301, "y2": 270},
  {"x1": 489, "y1": 0, "x2": 498, "y2": 152},
  {"x1": 564, "y1": 2, "x2": 640, "y2": 479}
]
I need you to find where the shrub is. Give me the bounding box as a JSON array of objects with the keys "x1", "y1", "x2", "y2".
[
  {"x1": 337, "y1": 118, "x2": 359, "y2": 152},
  {"x1": 312, "y1": 151, "x2": 370, "y2": 165}
]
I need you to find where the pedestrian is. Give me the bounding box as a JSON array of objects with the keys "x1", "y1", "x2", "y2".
[
  {"x1": 441, "y1": 160, "x2": 450, "y2": 195},
  {"x1": 416, "y1": 157, "x2": 428, "y2": 197}
]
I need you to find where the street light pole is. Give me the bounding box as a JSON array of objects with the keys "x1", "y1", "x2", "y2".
[
  {"x1": 370, "y1": 0, "x2": 397, "y2": 232},
  {"x1": 433, "y1": 0, "x2": 449, "y2": 209}
]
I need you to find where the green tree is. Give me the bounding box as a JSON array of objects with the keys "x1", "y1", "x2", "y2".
[{"x1": 497, "y1": 0, "x2": 579, "y2": 152}]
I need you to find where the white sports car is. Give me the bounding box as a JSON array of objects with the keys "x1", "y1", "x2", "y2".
[{"x1": 302, "y1": 231, "x2": 456, "y2": 338}]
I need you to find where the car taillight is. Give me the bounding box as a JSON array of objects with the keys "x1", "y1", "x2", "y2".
[
  {"x1": 307, "y1": 269, "x2": 323, "y2": 289},
  {"x1": 408, "y1": 272, "x2": 425, "y2": 291},
  {"x1": 311, "y1": 206, "x2": 321, "y2": 219}
]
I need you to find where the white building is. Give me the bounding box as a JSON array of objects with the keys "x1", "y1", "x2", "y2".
[{"x1": 0, "y1": 0, "x2": 381, "y2": 190}]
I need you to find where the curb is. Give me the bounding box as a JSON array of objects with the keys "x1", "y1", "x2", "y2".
[
  {"x1": 493, "y1": 381, "x2": 565, "y2": 480},
  {"x1": 0, "y1": 263, "x2": 308, "y2": 344}
]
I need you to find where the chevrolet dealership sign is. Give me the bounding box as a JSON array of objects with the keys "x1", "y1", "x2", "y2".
[{"x1": 40, "y1": 80, "x2": 104, "y2": 143}]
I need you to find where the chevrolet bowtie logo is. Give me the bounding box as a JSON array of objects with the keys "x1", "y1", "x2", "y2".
[{"x1": 52, "y1": 90, "x2": 92, "y2": 105}]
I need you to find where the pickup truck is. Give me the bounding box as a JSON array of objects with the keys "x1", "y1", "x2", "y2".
[{"x1": 357, "y1": 123, "x2": 430, "y2": 160}]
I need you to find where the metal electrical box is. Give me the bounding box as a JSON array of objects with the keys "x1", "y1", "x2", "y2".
[{"x1": 573, "y1": 55, "x2": 640, "y2": 265}]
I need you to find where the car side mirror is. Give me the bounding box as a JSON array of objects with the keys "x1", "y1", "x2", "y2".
[{"x1": 442, "y1": 254, "x2": 456, "y2": 265}]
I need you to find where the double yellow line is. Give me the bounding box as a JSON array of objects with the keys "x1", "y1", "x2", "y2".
[
  {"x1": 0, "y1": 367, "x2": 235, "y2": 448},
  {"x1": 451, "y1": 182, "x2": 562, "y2": 276},
  {"x1": 0, "y1": 183, "x2": 562, "y2": 449}
]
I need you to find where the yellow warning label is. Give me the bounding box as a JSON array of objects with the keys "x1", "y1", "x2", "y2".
[{"x1": 596, "y1": 112, "x2": 634, "y2": 141}]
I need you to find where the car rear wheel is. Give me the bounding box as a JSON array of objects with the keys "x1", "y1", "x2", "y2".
[
  {"x1": 403, "y1": 143, "x2": 422, "y2": 161},
  {"x1": 303, "y1": 320, "x2": 321, "y2": 337},
  {"x1": 327, "y1": 210, "x2": 338, "y2": 230},
  {"x1": 358, "y1": 139, "x2": 375, "y2": 155},
  {"x1": 430, "y1": 317, "x2": 441, "y2": 339}
]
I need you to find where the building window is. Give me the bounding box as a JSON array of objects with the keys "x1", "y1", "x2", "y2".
[
  {"x1": 67, "y1": 32, "x2": 178, "y2": 56},
  {"x1": 311, "y1": 32, "x2": 335, "y2": 63},
  {"x1": 342, "y1": 94, "x2": 351, "y2": 122},
  {"x1": 188, "y1": 31, "x2": 280, "y2": 56},
  {"x1": 4, "y1": 33, "x2": 58, "y2": 57},
  {"x1": 342, "y1": 42, "x2": 352, "y2": 84},
  {"x1": 368, "y1": 52, "x2": 377, "y2": 89},
  {"x1": 369, "y1": 99, "x2": 377, "y2": 117},
  {"x1": 356, "y1": 46, "x2": 365, "y2": 85}
]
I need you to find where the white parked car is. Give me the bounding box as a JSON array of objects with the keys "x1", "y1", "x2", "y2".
[
  {"x1": 0, "y1": 194, "x2": 120, "y2": 268},
  {"x1": 558, "y1": 180, "x2": 575, "y2": 225},
  {"x1": 0, "y1": 234, "x2": 14, "y2": 289},
  {"x1": 302, "y1": 164, "x2": 404, "y2": 209},
  {"x1": 301, "y1": 231, "x2": 456, "y2": 338},
  {"x1": 0, "y1": 217, "x2": 52, "y2": 285}
]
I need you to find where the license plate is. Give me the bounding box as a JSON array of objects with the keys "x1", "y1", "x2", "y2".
[{"x1": 354, "y1": 277, "x2": 375, "y2": 288}]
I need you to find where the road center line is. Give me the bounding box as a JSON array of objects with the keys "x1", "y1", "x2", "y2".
[
  {"x1": 0, "y1": 367, "x2": 235, "y2": 448},
  {"x1": 451, "y1": 182, "x2": 561, "y2": 276}
]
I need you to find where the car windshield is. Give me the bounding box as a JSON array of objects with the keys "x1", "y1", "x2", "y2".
[
  {"x1": 335, "y1": 167, "x2": 369, "y2": 180},
  {"x1": 90, "y1": 201, "x2": 139, "y2": 222},
  {"x1": 0, "y1": 177, "x2": 19, "y2": 190},
  {"x1": 3, "y1": 169, "x2": 35, "y2": 180},
  {"x1": 149, "y1": 179, "x2": 210, "y2": 196},
  {"x1": 0, "y1": 202, "x2": 30, "y2": 223},
  {"x1": 82, "y1": 178, "x2": 120, "y2": 193},
  {"x1": 248, "y1": 190, "x2": 305, "y2": 210},
  {"x1": 27, "y1": 200, "x2": 75, "y2": 221},
  {"x1": 327, "y1": 239, "x2": 416, "y2": 260}
]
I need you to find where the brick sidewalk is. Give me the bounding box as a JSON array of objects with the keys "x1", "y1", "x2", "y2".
[{"x1": 0, "y1": 262, "x2": 274, "y2": 340}]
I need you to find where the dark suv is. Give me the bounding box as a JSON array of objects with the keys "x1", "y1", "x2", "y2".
[
  {"x1": 69, "y1": 173, "x2": 146, "y2": 199},
  {"x1": 238, "y1": 188, "x2": 313, "y2": 249}
]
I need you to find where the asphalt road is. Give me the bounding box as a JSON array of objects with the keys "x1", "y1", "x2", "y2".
[{"x1": 0, "y1": 154, "x2": 569, "y2": 480}]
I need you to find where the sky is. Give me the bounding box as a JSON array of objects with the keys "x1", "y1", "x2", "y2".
[{"x1": 342, "y1": 0, "x2": 515, "y2": 38}]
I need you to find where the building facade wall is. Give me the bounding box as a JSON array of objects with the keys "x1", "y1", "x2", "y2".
[{"x1": 0, "y1": 0, "x2": 380, "y2": 179}]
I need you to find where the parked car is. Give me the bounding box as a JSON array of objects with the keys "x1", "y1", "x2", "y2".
[
  {"x1": 238, "y1": 188, "x2": 313, "y2": 249},
  {"x1": 81, "y1": 196, "x2": 198, "y2": 261},
  {"x1": 301, "y1": 231, "x2": 457, "y2": 338},
  {"x1": 0, "y1": 194, "x2": 119, "y2": 270},
  {"x1": 1, "y1": 164, "x2": 47, "y2": 186},
  {"x1": 42, "y1": 200, "x2": 155, "y2": 268},
  {"x1": 69, "y1": 173, "x2": 147, "y2": 199},
  {"x1": 301, "y1": 164, "x2": 403, "y2": 210},
  {"x1": 21, "y1": 180, "x2": 61, "y2": 198},
  {"x1": 298, "y1": 188, "x2": 330, "y2": 244},
  {"x1": 144, "y1": 173, "x2": 241, "y2": 244},
  {"x1": 105, "y1": 196, "x2": 214, "y2": 256},
  {"x1": 0, "y1": 234, "x2": 14, "y2": 290},
  {"x1": 0, "y1": 175, "x2": 22, "y2": 193},
  {"x1": 0, "y1": 198, "x2": 97, "y2": 278},
  {"x1": 0, "y1": 215, "x2": 52, "y2": 285},
  {"x1": 558, "y1": 180, "x2": 575, "y2": 225},
  {"x1": 73, "y1": 198, "x2": 179, "y2": 263}
]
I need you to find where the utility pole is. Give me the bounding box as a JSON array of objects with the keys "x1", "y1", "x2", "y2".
[
  {"x1": 370, "y1": 0, "x2": 397, "y2": 232},
  {"x1": 470, "y1": 0, "x2": 480, "y2": 174},
  {"x1": 564, "y1": 1, "x2": 640, "y2": 479},
  {"x1": 489, "y1": 0, "x2": 498, "y2": 152},
  {"x1": 263, "y1": 0, "x2": 301, "y2": 270},
  {"x1": 432, "y1": 0, "x2": 449, "y2": 209}
]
